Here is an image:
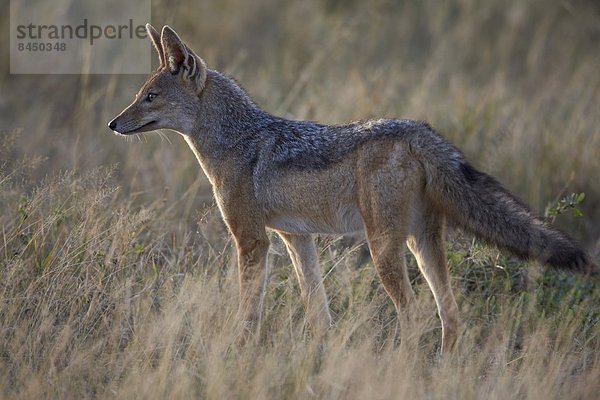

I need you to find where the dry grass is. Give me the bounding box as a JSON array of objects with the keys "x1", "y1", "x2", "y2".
[{"x1": 0, "y1": 0, "x2": 599, "y2": 398}]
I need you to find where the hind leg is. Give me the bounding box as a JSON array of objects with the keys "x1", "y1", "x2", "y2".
[
  {"x1": 360, "y1": 200, "x2": 415, "y2": 314},
  {"x1": 363, "y1": 226, "x2": 415, "y2": 313},
  {"x1": 357, "y1": 155, "x2": 419, "y2": 315},
  {"x1": 407, "y1": 207, "x2": 458, "y2": 355}
]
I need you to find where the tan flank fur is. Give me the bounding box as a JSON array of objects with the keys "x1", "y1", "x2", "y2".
[{"x1": 109, "y1": 24, "x2": 597, "y2": 355}]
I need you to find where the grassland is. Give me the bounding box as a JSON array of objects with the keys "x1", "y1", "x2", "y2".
[{"x1": 0, "y1": 0, "x2": 599, "y2": 398}]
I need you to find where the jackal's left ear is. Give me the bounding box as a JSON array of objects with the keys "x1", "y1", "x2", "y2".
[{"x1": 161, "y1": 25, "x2": 207, "y2": 93}]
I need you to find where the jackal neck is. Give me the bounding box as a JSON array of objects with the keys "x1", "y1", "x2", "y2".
[{"x1": 183, "y1": 70, "x2": 274, "y2": 183}]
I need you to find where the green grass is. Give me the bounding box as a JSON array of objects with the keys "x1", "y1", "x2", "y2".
[{"x1": 0, "y1": 0, "x2": 598, "y2": 398}]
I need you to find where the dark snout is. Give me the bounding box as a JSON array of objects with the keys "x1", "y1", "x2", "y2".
[
  {"x1": 107, "y1": 113, "x2": 142, "y2": 135},
  {"x1": 107, "y1": 114, "x2": 126, "y2": 134},
  {"x1": 107, "y1": 107, "x2": 158, "y2": 135}
]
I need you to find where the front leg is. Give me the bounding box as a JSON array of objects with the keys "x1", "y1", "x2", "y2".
[
  {"x1": 277, "y1": 232, "x2": 332, "y2": 334},
  {"x1": 234, "y1": 231, "x2": 270, "y2": 335},
  {"x1": 218, "y1": 193, "x2": 271, "y2": 342}
]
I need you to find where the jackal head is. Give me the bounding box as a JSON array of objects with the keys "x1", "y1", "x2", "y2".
[{"x1": 108, "y1": 24, "x2": 207, "y2": 135}]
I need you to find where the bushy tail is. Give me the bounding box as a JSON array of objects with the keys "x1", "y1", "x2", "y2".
[{"x1": 414, "y1": 128, "x2": 596, "y2": 274}]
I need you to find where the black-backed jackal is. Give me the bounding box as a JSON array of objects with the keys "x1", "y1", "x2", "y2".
[{"x1": 109, "y1": 24, "x2": 597, "y2": 355}]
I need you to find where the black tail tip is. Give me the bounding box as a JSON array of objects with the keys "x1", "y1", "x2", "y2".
[
  {"x1": 585, "y1": 262, "x2": 599, "y2": 278},
  {"x1": 547, "y1": 247, "x2": 597, "y2": 276}
]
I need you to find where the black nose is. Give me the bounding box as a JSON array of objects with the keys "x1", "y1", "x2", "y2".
[{"x1": 108, "y1": 119, "x2": 117, "y2": 130}]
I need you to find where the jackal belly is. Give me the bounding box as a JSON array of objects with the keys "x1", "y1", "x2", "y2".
[
  {"x1": 266, "y1": 204, "x2": 363, "y2": 234},
  {"x1": 259, "y1": 160, "x2": 363, "y2": 234}
]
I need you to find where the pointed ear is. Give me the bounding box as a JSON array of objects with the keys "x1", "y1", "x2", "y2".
[
  {"x1": 160, "y1": 25, "x2": 207, "y2": 93},
  {"x1": 161, "y1": 25, "x2": 186, "y2": 73},
  {"x1": 146, "y1": 23, "x2": 165, "y2": 68}
]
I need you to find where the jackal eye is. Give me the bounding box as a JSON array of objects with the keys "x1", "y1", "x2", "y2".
[{"x1": 146, "y1": 93, "x2": 157, "y2": 102}]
